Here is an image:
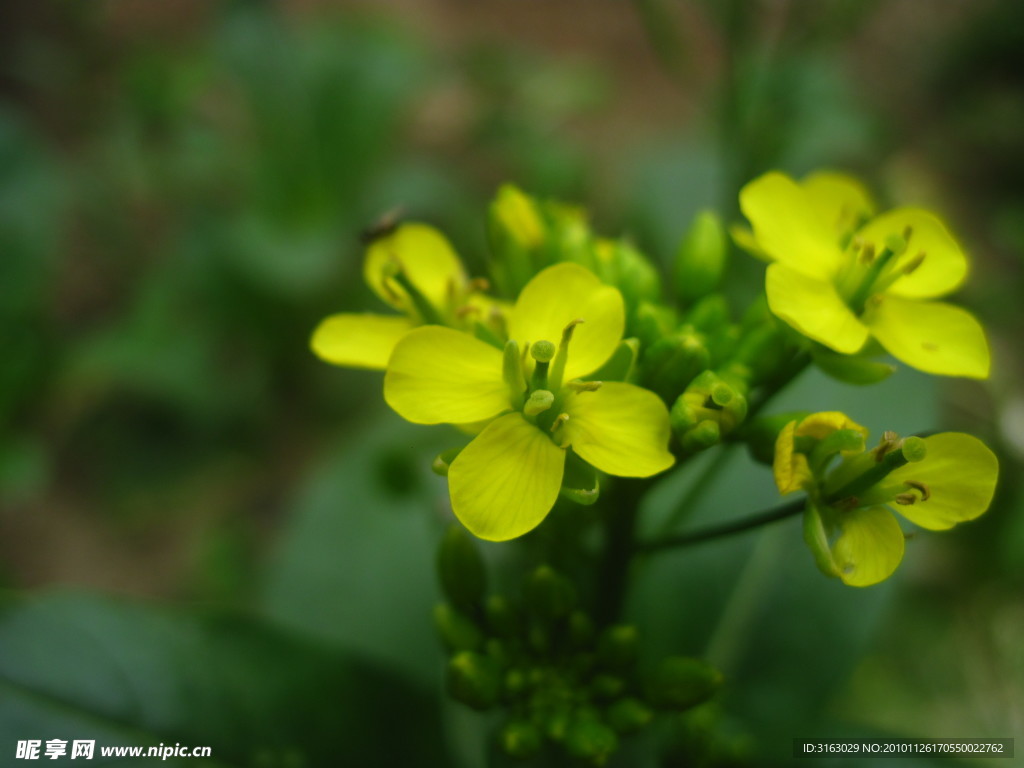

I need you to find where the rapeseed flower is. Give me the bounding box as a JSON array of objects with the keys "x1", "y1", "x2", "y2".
[
  {"x1": 311, "y1": 223, "x2": 498, "y2": 370},
  {"x1": 384, "y1": 263, "x2": 675, "y2": 541},
  {"x1": 739, "y1": 172, "x2": 990, "y2": 379},
  {"x1": 773, "y1": 412, "x2": 998, "y2": 586}
]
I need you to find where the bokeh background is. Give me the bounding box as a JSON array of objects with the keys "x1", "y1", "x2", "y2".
[{"x1": 1, "y1": 1, "x2": 1022, "y2": 765}]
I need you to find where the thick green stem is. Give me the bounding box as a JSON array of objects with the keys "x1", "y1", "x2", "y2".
[{"x1": 597, "y1": 477, "x2": 655, "y2": 625}]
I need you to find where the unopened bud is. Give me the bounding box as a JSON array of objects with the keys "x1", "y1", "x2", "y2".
[
  {"x1": 565, "y1": 713, "x2": 619, "y2": 765},
  {"x1": 447, "y1": 651, "x2": 502, "y2": 710},
  {"x1": 485, "y1": 595, "x2": 520, "y2": 638},
  {"x1": 434, "y1": 603, "x2": 483, "y2": 652},
  {"x1": 606, "y1": 697, "x2": 653, "y2": 734},
  {"x1": 597, "y1": 625, "x2": 638, "y2": 670},
  {"x1": 500, "y1": 719, "x2": 542, "y2": 760},
  {"x1": 525, "y1": 565, "x2": 577, "y2": 621},
  {"x1": 676, "y1": 210, "x2": 727, "y2": 303}
]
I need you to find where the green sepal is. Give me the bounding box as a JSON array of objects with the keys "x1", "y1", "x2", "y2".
[
  {"x1": 812, "y1": 345, "x2": 896, "y2": 385},
  {"x1": 437, "y1": 524, "x2": 487, "y2": 609},
  {"x1": 647, "y1": 656, "x2": 723, "y2": 711},
  {"x1": 560, "y1": 449, "x2": 600, "y2": 506},
  {"x1": 802, "y1": 504, "x2": 840, "y2": 579},
  {"x1": 684, "y1": 294, "x2": 731, "y2": 333},
  {"x1": 589, "y1": 338, "x2": 639, "y2": 382},
  {"x1": 431, "y1": 446, "x2": 463, "y2": 476}
]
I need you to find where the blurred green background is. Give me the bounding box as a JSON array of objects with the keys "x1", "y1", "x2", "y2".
[{"x1": 1, "y1": 1, "x2": 1022, "y2": 765}]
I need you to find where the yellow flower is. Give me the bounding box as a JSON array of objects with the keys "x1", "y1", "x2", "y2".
[
  {"x1": 385, "y1": 263, "x2": 675, "y2": 541},
  {"x1": 774, "y1": 413, "x2": 998, "y2": 586},
  {"x1": 739, "y1": 171, "x2": 990, "y2": 379},
  {"x1": 310, "y1": 223, "x2": 500, "y2": 370}
]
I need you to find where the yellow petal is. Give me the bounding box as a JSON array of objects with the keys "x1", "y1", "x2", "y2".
[
  {"x1": 801, "y1": 171, "x2": 875, "y2": 238},
  {"x1": 773, "y1": 420, "x2": 812, "y2": 495},
  {"x1": 310, "y1": 313, "x2": 414, "y2": 370},
  {"x1": 832, "y1": 505, "x2": 905, "y2": 587},
  {"x1": 492, "y1": 184, "x2": 545, "y2": 248},
  {"x1": 865, "y1": 295, "x2": 990, "y2": 379},
  {"x1": 561, "y1": 382, "x2": 675, "y2": 478},
  {"x1": 507, "y1": 263, "x2": 625, "y2": 381},
  {"x1": 854, "y1": 209, "x2": 967, "y2": 299},
  {"x1": 448, "y1": 413, "x2": 565, "y2": 541},
  {"x1": 364, "y1": 223, "x2": 466, "y2": 314},
  {"x1": 766, "y1": 264, "x2": 869, "y2": 354},
  {"x1": 384, "y1": 326, "x2": 508, "y2": 424},
  {"x1": 795, "y1": 411, "x2": 868, "y2": 441},
  {"x1": 739, "y1": 171, "x2": 845, "y2": 279},
  {"x1": 884, "y1": 433, "x2": 999, "y2": 530}
]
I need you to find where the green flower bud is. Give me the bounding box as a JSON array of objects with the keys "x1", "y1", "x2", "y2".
[
  {"x1": 676, "y1": 210, "x2": 727, "y2": 303},
  {"x1": 486, "y1": 594, "x2": 520, "y2": 638},
  {"x1": 594, "y1": 239, "x2": 662, "y2": 313},
  {"x1": 567, "y1": 610, "x2": 595, "y2": 649},
  {"x1": 500, "y1": 719, "x2": 543, "y2": 760},
  {"x1": 597, "y1": 625, "x2": 638, "y2": 670},
  {"x1": 447, "y1": 651, "x2": 502, "y2": 711},
  {"x1": 565, "y1": 712, "x2": 619, "y2": 765},
  {"x1": 525, "y1": 565, "x2": 577, "y2": 621},
  {"x1": 648, "y1": 657, "x2": 723, "y2": 711},
  {"x1": 504, "y1": 667, "x2": 528, "y2": 697},
  {"x1": 642, "y1": 329, "x2": 710, "y2": 401},
  {"x1": 590, "y1": 674, "x2": 625, "y2": 701},
  {"x1": 731, "y1": 323, "x2": 787, "y2": 382},
  {"x1": 680, "y1": 419, "x2": 721, "y2": 453},
  {"x1": 431, "y1": 446, "x2": 462, "y2": 477},
  {"x1": 606, "y1": 697, "x2": 653, "y2": 734},
  {"x1": 437, "y1": 525, "x2": 487, "y2": 610},
  {"x1": 487, "y1": 185, "x2": 545, "y2": 297},
  {"x1": 684, "y1": 293, "x2": 731, "y2": 334},
  {"x1": 434, "y1": 603, "x2": 483, "y2": 652},
  {"x1": 633, "y1": 301, "x2": 677, "y2": 348}
]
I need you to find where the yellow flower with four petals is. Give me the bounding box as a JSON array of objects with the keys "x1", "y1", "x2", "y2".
[
  {"x1": 739, "y1": 171, "x2": 990, "y2": 379},
  {"x1": 385, "y1": 263, "x2": 675, "y2": 541}
]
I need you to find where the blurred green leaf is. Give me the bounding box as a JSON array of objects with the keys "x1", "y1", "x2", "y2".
[{"x1": 0, "y1": 591, "x2": 448, "y2": 766}]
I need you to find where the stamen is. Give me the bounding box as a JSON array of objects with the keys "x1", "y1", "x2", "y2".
[
  {"x1": 894, "y1": 493, "x2": 917, "y2": 505},
  {"x1": 468, "y1": 277, "x2": 490, "y2": 293},
  {"x1": 567, "y1": 380, "x2": 602, "y2": 393},
  {"x1": 901, "y1": 251, "x2": 926, "y2": 275},
  {"x1": 503, "y1": 340, "x2": 526, "y2": 409},
  {"x1": 455, "y1": 305, "x2": 479, "y2": 319},
  {"x1": 548, "y1": 319, "x2": 585, "y2": 393},
  {"x1": 550, "y1": 413, "x2": 570, "y2": 433},
  {"x1": 858, "y1": 243, "x2": 876, "y2": 265},
  {"x1": 904, "y1": 480, "x2": 931, "y2": 501}
]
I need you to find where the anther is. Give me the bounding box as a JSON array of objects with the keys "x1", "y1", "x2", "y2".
[
  {"x1": 550, "y1": 413, "x2": 570, "y2": 433},
  {"x1": 455, "y1": 305, "x2": 479, "y2": 318},
  {"x1": 859, "y1": 243, "x2": 876, "y2": 265},
  {"x1": 567, "y1": 380, "x2": 602, "y2": 393},
  {"x1": 902, "y1": 251, "x2": 926, "y2": 275},
  {"x1": 894, "y1": 493, "x2": 917, "y2": 505},
  {"x1": 904, "y1": 480, "x2": 931, "y2": 501},
  {"x1": 902, "y1": 225, "x2": 914, "y2": 243},
  {"x1": 468, "y1": 277, "x2": 491, "y2": 293}
]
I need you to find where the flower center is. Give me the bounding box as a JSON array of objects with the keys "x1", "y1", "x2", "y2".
[{"x1": 838, "y1": 226, "x2": 927, "y2": 314}]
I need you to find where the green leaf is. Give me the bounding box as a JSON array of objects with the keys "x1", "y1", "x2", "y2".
[{"x1": 0, "y1": 591, "x2": 447, "y2": 767}]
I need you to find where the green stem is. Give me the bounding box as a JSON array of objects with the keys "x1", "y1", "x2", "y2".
[
  {"x1": 597, "y1": 477, "x2": 654, "y2": 625},
  {"x1": 655, "y1": 444, "x2": 735, "y2": 537},
  {"x1": 637, "y1": 497, "x2": 805, "y2": 555}
]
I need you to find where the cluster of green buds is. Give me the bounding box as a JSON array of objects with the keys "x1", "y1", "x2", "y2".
[{"x1": 436, "y1": 527, "x2": 722, "y2": 763}]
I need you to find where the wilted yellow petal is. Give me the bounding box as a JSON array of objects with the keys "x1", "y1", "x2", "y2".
[
  {"x1": 310, "y1": 313, "x2": 415, "y2": 370},
  {"x1": 802, "y1": 171, "x2": 875, "y2": 239},
  {"x1": 766, "y1": 264, "x2": 869, "y2": 354},
  {"x1": 364, "y1": 223, "x2": 466, "y2": 314},
  {"x1": 795, "y1": 411, "x2": 869, "y2": 441},
  {"x1": 384, "y1": 326, "x2": 508, "y2": 424},
  {"x1": 448, "y1": 413, "x2": 565, "y2": 541},
  {"x1": 773, "y1": 420, "x2": 813, "y2": 495},
  {"x1": 739, "y1": 171, "x2": 845, "y2": 279},
  {"x1": 855, "y1": 209, "x2": 967, "y2": 300},
  {"x1": 561, "y1": 382, "x2": 674, "y2": 478},
  {"x1": 507, "y1": 263, "x2": 625, "y2": 381},
  {"x1": 832, "y1": 505, "x2": 905, "y2": 587},
  {"x1": 865, "y1": 295, "x2": 990, "y2": 379},
  {"x1": 885, "y1": 433, "x2": 999, "y2": 530}
]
